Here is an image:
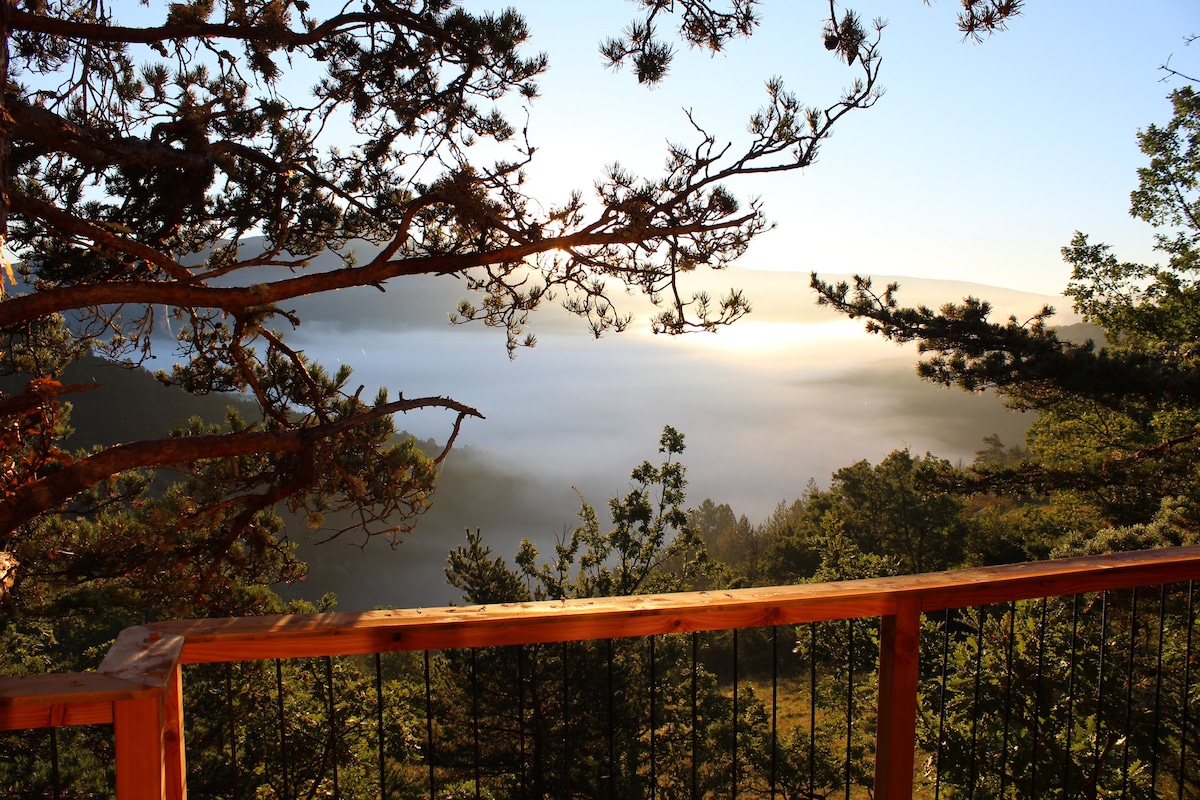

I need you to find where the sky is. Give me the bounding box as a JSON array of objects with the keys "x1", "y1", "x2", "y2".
[
  {"x1": 271, "y1": 1, "x2": 1200, "y2": 607},
  {"x1": 336, "y1": 0, "x2": 1200, "y2": 484},
  {"x1": 462, "y1": 0, "x2": 1198, "y2": 295}
]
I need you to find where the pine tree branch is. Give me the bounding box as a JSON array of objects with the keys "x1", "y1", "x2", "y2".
[
  {"x1": 0, "y1": 212, "x2": 758, "y2": 328},
  {"x1": 0, "y1": 377, "x2": 98, "y2": 418},
  {"x1": 0, "y1": 395, "x2": 482, "y2": 536},
  {"x1": 8, "y1": 190, "x2": 194, "y2": 280}
]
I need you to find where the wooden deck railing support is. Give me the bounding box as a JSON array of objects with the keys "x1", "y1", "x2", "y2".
[
  {"x1": 0, "y1": 627, "x2": 187, "y2": 799},
  {"x1": 5, "y1": 545, "x2": 1200, "y2": 799},
  {"x1": 113, "y1": 694, "x2": 167, "y2": 800},
  {"x1": 874, "y1": 594, "x2": 922, "y2": 800},
  {"x1": 104, "y1": 629, "x2": 188, "y2": 800}
]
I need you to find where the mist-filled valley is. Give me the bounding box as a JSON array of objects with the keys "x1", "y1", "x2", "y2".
[{"x1": 27, "y1": 266, "x2": 1071, "y2": 610}]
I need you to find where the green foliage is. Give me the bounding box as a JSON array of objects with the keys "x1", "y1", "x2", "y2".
[
  {"x1": 974, "y1": 432, "x2": 1027, "y2": 467},
  {"x1": 182, "y1": 652, "x2": 429, "y2": 800},
  {"x1": 688, "y1": 498, "x2": 760, "y2": 583},
  {"x1": 756, "y1": 491, "x2": 827, "y2": 584},
  {"x1": 1130, "y1": 87, "x2": 1200, "y2": 269},
  {"x1": 448, "y1": 426, "x2": 725, "y2": 605},
  {"x1": 420, "y1": 627, "x2": 852, "y2": 800},
  {"x1": 918, "y1": 591, "x2": 1198, "y2": 799},
  {"x1": 445, "y1": 528, "x2": 532, "y2": 605},
  {"x1": 824, "y1": 450, "x2": 967, "y2": 574},
  {"x1": 748, "y1": 450, "x2": 971, "y2": 585},
  {"x1": 440, "y1": 429, "x2": 708, "y2": 795},
  {"x1": 786, "y1": 616, "x2": 884, "y2": 792},
  {"x1": 522, "y1": 426, "x2": 724, "y2": 599}
]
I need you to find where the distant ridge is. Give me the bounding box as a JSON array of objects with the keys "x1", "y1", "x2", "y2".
[
  {"x1": 0, "y1": 353, "x2": 261, "y2": 451},
  {"x1": 279, "y1": 260, "x2": 1078, "y2": 338},
  {"x1": 708, "y1": 269, "x2": 1077, "y2": 327}
]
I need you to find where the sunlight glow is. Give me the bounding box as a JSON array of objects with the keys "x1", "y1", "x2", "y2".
[{"x1": 643, "y1": 319, "x2": 880, "y2": 353}]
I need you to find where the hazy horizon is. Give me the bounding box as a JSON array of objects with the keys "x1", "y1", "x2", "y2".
[{"x1": 276, "y1": 265, "x2": 1066, "y2": 610}]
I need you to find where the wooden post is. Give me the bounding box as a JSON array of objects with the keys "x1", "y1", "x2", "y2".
[
  {"x1": 99, "y1": 627, "x2": 187, "y2": 799},
  {"x1": 874, "y1": 594, "x2": 921, "y2": 800},
  {"x1": 163, "y1": 666, "x2": 188, "y2": 799},
  {"x1": 113, "y1": 694, "x2": 165, "y2": 800}
]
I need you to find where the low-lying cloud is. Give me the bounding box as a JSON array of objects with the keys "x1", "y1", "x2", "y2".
[{"x1": 281, "y1": 269, "x2": 1060, "y2": 610}]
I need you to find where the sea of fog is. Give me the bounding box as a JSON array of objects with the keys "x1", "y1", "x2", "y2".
[{"x1": 273, "y1": 269, "x2": 1062, "y2": 610}]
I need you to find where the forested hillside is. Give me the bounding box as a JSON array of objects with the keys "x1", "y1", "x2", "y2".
[{"x1": 0, "y1": 353, "x2": 263, "y2": 450}]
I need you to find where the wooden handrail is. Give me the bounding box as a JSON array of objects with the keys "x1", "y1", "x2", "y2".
[
  {"x1": 3, "y1": 544, "x2": 1200, "y2": 800},
  {"x1": 134, "y1": 545, "x2": 1200, "y2": 664},
  {"x1": 0, "y1": 672, "x2": 150, "y2": 728}
]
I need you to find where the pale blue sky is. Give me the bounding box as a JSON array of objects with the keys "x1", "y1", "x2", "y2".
[{"x1": 463, "y1": 1, "x2": 1199, "y2": 296}]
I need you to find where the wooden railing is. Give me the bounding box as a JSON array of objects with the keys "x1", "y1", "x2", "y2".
[{"x1": 4, "y1": 545, "x2": 1200, "y2": 799}]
